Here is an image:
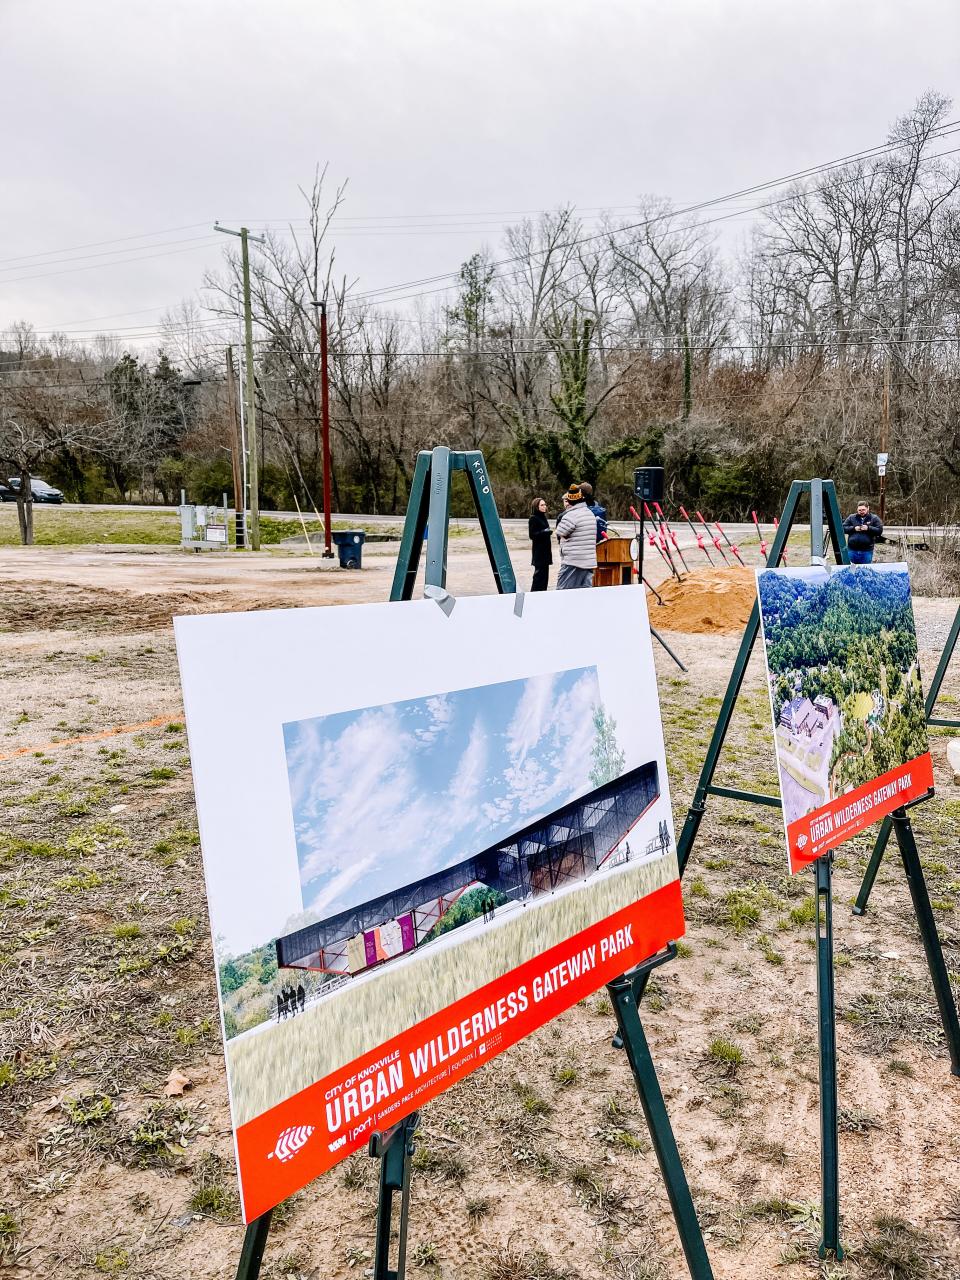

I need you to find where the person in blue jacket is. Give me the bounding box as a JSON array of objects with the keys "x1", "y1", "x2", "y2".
[{"x1": 578, "y1": 482, "x2": 607, "y2": 541}]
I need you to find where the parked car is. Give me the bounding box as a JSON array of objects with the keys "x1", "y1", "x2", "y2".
[
  {"x1": 6, "y1": 477, "x2": 65, "y2": 504},
  {"x1": 0, "y1": 482, "x2": 15, "y2": 502}
]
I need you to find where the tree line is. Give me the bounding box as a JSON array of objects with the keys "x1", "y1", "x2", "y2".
[{"x1": 2, "y1": 93, "x2": 960, "y2": 542}]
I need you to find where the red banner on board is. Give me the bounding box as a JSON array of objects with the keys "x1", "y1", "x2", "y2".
[
  {"x1": 234, "y1": 879, "x2": 684, "y2": 1221},
  {"x1": 786, "y1": 752, "x2": 934, "y2": 874}
]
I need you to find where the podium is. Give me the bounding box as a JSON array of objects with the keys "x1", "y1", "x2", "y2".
[{"x1": 594, "y1": 536, "x2": 633, "y2": 587}]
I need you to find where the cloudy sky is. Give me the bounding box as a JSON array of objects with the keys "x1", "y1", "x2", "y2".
[
  {"x1": 3, "y1": 0, "x2": 959, "y2": 346},
  {"x1": 282, "y1": 666, "x2": 602, "y2": 921}
]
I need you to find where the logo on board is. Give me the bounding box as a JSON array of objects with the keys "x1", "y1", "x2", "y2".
[{"x1": 267, "y1": 1125, "x2": 315, "y2": 1163}]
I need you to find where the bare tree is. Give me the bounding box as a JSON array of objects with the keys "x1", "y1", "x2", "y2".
[
  {"x1": 205, "y1": 165, "x2": 347, "y2": 510},
  {"x1": 0, "y1": 379, "x2": 108, "y2": 543}
]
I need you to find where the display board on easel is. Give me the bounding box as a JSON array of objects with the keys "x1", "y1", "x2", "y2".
[
  {"x1": 653, "y1": 477, "x2": 960, "y2": 1261},
  {"x1": 854, "y1": 601, "x2": 960, "y2": 914},
  {"x1": 174, "y1": 446, "x2": 716, "y2": 1280}
]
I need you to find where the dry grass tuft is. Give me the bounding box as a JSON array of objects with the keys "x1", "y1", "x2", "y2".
[
  {"x1": 860, "y1": 1214, "x2": 937, "y2": 1278},
  {"x1": 485, "y1": 1242, "x2": 580, "y2": 1280}
]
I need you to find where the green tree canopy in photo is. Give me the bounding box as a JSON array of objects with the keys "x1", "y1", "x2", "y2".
[{"x1": 589, "y1": 704, "x2": 626, "y2": 789}]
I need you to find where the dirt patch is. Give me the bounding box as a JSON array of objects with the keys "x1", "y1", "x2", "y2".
[
  {"x1": 1, "y1": 545, "x2": 959, "y2": 1280},
  {"x1": 0, "y1": 579, "x2": 363, "y2": 634},
  {"x1": 650, "y1": 565, "x2": 756, "y2": 634},
  {"x1": 0, "y1": 581, "x2": 220, "y2": 633}
]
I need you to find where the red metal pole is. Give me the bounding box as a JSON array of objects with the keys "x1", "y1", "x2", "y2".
[
  {"x1": 320, "y1": 301, "x2": 334, "y2": 558},
  {"x1": 752, "y1": 510, "x2": 768, "y2": 560},
  {"x1": 696, "y1": 509, "x2": 729, "y2": 564},
  {"x1": 679, "y1": 505, "x2": 714, "y2": 565},
  {"x1": 653, "y1": 501, "x2": 691, "y2": 573}
]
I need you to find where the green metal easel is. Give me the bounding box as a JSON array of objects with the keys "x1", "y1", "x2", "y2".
[
  {"x1": 647, "y1": 478, "x2": 960, "y2": 1260},
  {"x1": 391, "y1": 446, "x2": 714, "y2": 1278},
  {"x1": 236, "y1": 446, "x2": 715, "y2": 1280},
  {"x1": 853, "y1": 602, "x2": 960, "y2": 914},
  {"x1": 390, "y1": 445, "x2": 516, "y2": 600},
  {"x1": 608, "y1": 947, "x2": 714, "y2": 1279}
]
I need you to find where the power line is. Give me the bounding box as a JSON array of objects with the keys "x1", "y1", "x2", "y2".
[
  {"x1": 4, "y1": 330, "x2": 960, "y2": 384},
  {"x1": 347, "y1": 127, "x2": 960, "y2": 306},
  {"x1": 0, "y1": 237, "x2": 226, "y2": 286},
  {"x1": 0, "y1": 222, "x2": 215, "y2": 267},
  {"x1": 8, "y1": 123, "x2": 960, "y2": 338}
]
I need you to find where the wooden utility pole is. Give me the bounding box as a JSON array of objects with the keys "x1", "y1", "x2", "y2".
[
  {"x1": 225, "y1": 347, "x2": 245, "y2": 548},
  {"x1": 879, "y1": 352, "x2": 890, "y2": 522},
  {"x1": 312, "y1": 297, "x2": 334, "y2": 557},
  {"x1": 214, "y1": 222, "x2": 265, "y2": 549}
]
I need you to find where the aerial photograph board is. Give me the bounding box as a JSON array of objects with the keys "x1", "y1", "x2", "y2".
[{"x1": 757, "y1": 563, "x2": 932, "y2": 873}]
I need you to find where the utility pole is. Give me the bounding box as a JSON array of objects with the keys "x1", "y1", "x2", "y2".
[
  {"x1": 879, "y1": 351, "x2": 890, "y2": 523},
  {"x1": 215, "y1": 223, "x2": 264, "y2": 549},
  {"x1": 225, "y1": 347, "x2": 245, "y2": 548},
  {"x1": 311, "y1": 296, "x2": 335, "y2": 557}
]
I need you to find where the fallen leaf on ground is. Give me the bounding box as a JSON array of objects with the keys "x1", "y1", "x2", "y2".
[{"x1": 164, "y1": 1069, "x2": 192, "y2": 1097}]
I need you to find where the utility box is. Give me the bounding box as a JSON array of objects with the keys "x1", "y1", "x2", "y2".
[{"x1": 180, "y1": 492, "x2": 231, "y2": 551}]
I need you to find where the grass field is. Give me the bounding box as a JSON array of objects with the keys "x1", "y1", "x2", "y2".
[
  {"x1": 0, "y1": 505, "x2": 181, "y2": 545},
  {"x1": 2, "y1": 536, "x2": 958, "y2": 1279},
  {"x1": 0, "y1": 506, "x2": 401, "y2": 547},
  {"x1": 227, "y1": 853, "x2": 678, "y2": 1126},
  {"x1": 847, "y1": 691, "x2": 875, "y2": 719}
]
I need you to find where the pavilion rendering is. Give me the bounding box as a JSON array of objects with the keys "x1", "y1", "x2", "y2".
[{"x1": 276, "y1": 759, "x2": 661, "y2": 977}]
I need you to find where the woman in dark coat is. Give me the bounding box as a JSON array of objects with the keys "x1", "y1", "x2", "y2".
[{"x1": 528, "y1": 497, "x2": 553, "y2": 591}]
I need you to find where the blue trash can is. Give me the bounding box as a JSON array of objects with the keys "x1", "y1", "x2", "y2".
[{"x1": 331, "y1": 530, "x2": 365, "y2": 568}]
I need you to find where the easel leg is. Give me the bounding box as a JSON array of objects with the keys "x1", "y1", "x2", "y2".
[
  {"x1": 390, "y1": 451, "x2": 432, "y2": 602},
  {"x1": 235, "y1": 1210, "x2": 273, "y2": 1280},
  {"x1": 372, "y1": 1111, "x2": 419, "y2": 1280},
  {"x1": 890, "y1": 808, "x2": 960, "y2": 1077},
  {"x1": 674, "y1": 600, "x2": 761, "y2": 874},
  {"x1": 607, "y1": 973, "x2": 714, "y2": 1280},
  {"x1": 463, "y1": 451, "x2": 517, "y2": 593},
  {"x1": 814, "y1": 855, "x2": 843, "y2": 1259},
  {"x1": 649, "y1": 625, "x2": 688, "y2": 672},
  {"x1": 852, "y1": 815, "x2": 893, "y2": 915}
]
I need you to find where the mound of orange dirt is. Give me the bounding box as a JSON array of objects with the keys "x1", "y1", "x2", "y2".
[{"x1": 648, "y1": 565, "x2": 756, "y2": 634}]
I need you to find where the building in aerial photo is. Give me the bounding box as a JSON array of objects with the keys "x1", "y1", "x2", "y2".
[
  {"x1": 775, "y1": 691, "x2": 841, "y2": 813},
  {"x1": 276, "y1": 759, "x2": 661, "y2": 977}
]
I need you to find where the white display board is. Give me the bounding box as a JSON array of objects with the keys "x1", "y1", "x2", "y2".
[{"x1": 175, "y1": 588, "x2": 684, "y2": 1220}]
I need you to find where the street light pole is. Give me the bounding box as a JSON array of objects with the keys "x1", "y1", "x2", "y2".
[
  {"x1": 311, "y1": 296, "x2": 335, "y2": 558},
  {"x1": 215, "y1": 223, "x2": 264, "y2": 550}
]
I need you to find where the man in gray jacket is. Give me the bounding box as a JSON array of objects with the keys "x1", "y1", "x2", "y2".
[{"x1": 555, "y1": 484, "x2": 597, "y2": 589}]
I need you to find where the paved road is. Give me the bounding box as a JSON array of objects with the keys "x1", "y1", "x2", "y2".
[
  {"x1": 52, "y1": 502, "x2": 933, "y2": 535},
  {"x1": 46, "y1": 503, "x2": 941, "y2": 564}
]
